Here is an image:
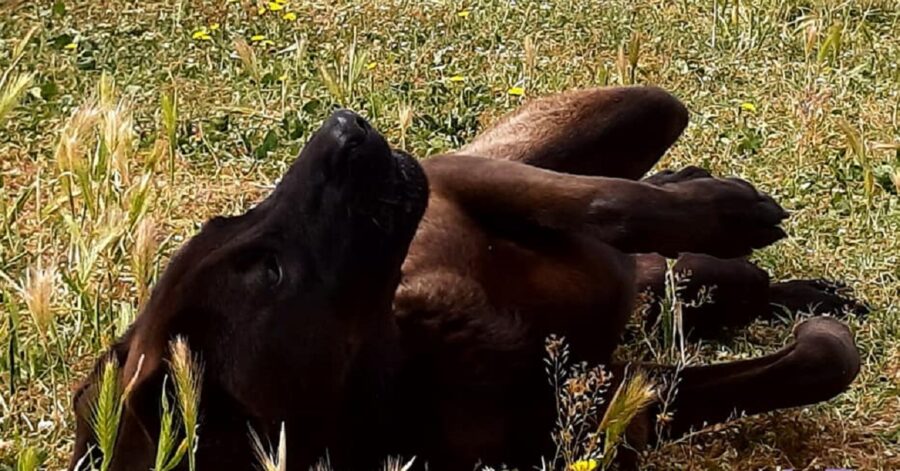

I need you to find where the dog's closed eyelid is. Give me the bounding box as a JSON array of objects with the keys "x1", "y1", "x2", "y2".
[
  {"x1": 230, "y1": 246, "x2": 281, "y2": 274},
  {"x1": 263, "y1": 254, "x2": 283, "y2": 287}
]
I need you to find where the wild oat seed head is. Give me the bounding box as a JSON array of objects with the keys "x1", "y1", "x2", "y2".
[
  {"x1": 22, "y1": 263, "x2": 57, "y2": 337},
  {"x1": 249, "y1": 421, "x2": 286, "y2": 471},
  {"x1": 54, "y1": 105, "x2": 101, "y2": 174},
  {"x1": 101, "y1": 101, "x2": 136, "y2": 182},
  {"x1": 0, "y1": 73, "x2": 34, "y2": 123}
]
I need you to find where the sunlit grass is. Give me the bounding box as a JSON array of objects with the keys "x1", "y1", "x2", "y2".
[{"x1": 0, "y1": 0, "x2": 897, "y2": 469}]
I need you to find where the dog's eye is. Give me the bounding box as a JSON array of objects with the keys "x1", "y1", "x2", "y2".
[{"x1": 263, "y1": 254, "x2": 283, "y2": 287}]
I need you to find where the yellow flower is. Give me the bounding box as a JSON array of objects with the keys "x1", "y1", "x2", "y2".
[
  {"x1": 278, "y1": 74, "x2": 288, "y2": 82},
  {"x1": 740, "y1": 102, "x2": 757, "y2": 112},
  {"x1": 570, "y1": 460, "x2": 598, "y2": 471},
  {"x1": 268, "y1": 1, "x2": 284, "y2": 11},
  {"x1": 209, "y1": 23, "x2": 220, "y2": 31},
  {"x1": 251, "y1": 35, "x2": 266, "y2": 42},
  {"x1": 457, "y1": 10, "x2": 470, "y2": 18},
  {"x1": 283, "y1": 12, "x2": 297, "y2": 21},
  {"x1": 261, "y1": 39, "x2": 275, "y2": 47},
  {"x1": 191, "y1": 29, "x2": 212, "y2": 41},
  {"x1": 258, "y1": 6, "x2": 266, "y2": 15},
  {"x1": 507, "y1": 86, "x2": 525, "y2": 96},
  {"x1": 64, "y1": 42, "x2": 78, "y2": 50},
  {"x1": 366, "y1": 62, "x2": 377, "y2": 70},
  {"x1": 449, "y1": 75, "x2": 465, "y2": 82}
]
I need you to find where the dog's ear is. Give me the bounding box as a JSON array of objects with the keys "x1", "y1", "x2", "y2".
[
  {"x1": 69, "y1": 327, "x2": 159, "y2": 471},
  {"x1": 69, "y1": 335, "x2": 128, "y2": 470},
  {"x1": 68, "y1": 297, "x2": 178, "y2": 470}
]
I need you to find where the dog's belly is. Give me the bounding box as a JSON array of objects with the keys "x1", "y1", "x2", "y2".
[
  {"x1": 398, "y1": 192, "x2": 636, "y2": 362},
  {"x1": 392, "y1": 192, "x2": 636, "y2": 467}
]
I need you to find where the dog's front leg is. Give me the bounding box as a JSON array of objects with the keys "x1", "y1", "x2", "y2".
[{"x1": 424, "y1": 155, "x2": 787, "y2": 258}]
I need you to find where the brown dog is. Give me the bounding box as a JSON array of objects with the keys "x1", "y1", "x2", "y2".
[{"x1": 69, "y1": 87, "x2": 863, "y2": 470}]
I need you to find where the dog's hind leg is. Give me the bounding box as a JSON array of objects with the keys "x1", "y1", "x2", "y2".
[
  {"x1": 635, "y1": 253, "x2": 868, "y2": 340},
  {"x1": 459, "y1": 86, "x2": 688, "y2": 179},
  {"x1": 647, "y1": 316, "x2": 860, "y2": 438}
]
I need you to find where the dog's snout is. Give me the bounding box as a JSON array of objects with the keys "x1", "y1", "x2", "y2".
[{"x1": 326, "y1": 109, "x2": 370, "y2": 147}]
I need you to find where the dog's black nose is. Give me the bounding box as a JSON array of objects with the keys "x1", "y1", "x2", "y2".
[{"x1": 325, "y1": 109, "x2": 370, "y2": 147}]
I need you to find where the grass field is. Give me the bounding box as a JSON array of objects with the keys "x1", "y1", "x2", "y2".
[{"x1": 1, "y1": 0, "x2": 898, "y2": 469}]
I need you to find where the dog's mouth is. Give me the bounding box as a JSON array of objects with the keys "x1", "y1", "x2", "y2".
[
  {"x1": 384, "y1": 149, "x2": 428, "y2": 230},
  {"x1": 264, "y1": 109, "x2": 428, "y2": 281},
  {"x1": 319, "y1": 111, "x2": 428, "y2": 237},
  {"x1": 275, "y1": 109, "x2": 428, "y2": 227}
]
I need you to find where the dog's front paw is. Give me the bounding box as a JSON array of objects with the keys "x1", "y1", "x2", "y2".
[
  {"x1": 770, "y1": 279, "x2": 870, "y2": 317},
  {"x1": 671, "y1": 176, "x2": 788, "y2": 257}
]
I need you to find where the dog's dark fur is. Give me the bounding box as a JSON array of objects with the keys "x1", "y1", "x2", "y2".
[{"x1": 69, "y1": 87, "x2": 863, "y2": 470}]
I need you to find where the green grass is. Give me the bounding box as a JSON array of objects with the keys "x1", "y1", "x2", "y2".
[{"x1": 0, "y1": 0, "x2": 898, "y2": 469}]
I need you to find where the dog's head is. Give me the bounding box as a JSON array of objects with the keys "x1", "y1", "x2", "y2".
[{"x1": 69, "y1": 110, "x2": 428, "y2": 468}]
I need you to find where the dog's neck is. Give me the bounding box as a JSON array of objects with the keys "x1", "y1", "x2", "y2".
[{"x1": 191, "y1": 322, "x2": 407, "y2": 469}]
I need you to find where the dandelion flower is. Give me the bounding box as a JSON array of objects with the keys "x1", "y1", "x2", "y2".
[
  {"x1": 507, "y1": 86, "x2": 525, "y2": 96},
  {"x1": 268, "y1": 2, "x2": 284, "y2": 11},
  {"x1": 740, "y1": 102, "x2": 757, "y2": 112},
  {"x1": 282, "y1": 12, "x2": 297, "y2": 21},
  {"x1": 64, "y1": 42, "x2": 78, "y2": 50},
  {"x1": 209, "y1": 23, "x2": 220, "y2": 31},
  {"x1": 366, "y1": 61, "x2": 377, "y2": 70},
  {"x1": 457, "y1": 10, "x2": 470, "y2": 18},
  {"x1": 570, "y1": 460, "x2": 598, "y2": 471},
  {"x1": 449, "y1": 75, "x2": 465, "y2": 82},
  {"x1": 251, "y1": 35, "x2": 266, "y2": 42},
  {"x1": 192, "y1": 28, "x2": 212, "y2": 41}
]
